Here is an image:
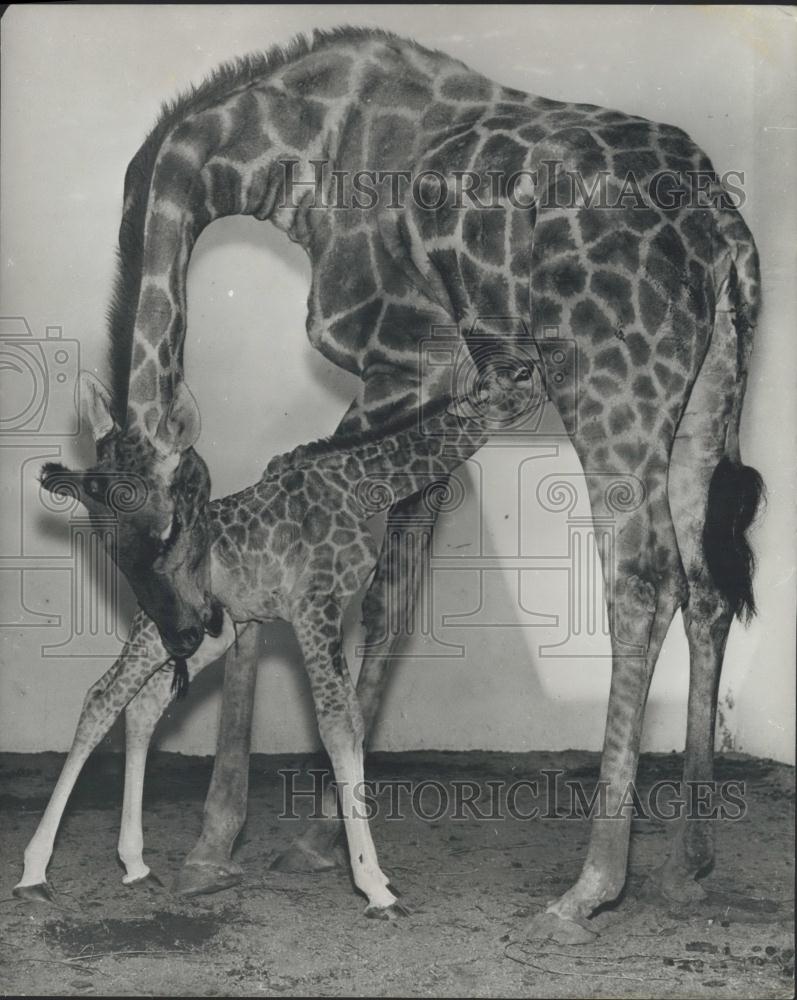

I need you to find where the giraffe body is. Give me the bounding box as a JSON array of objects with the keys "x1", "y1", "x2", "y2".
[
  {"x1": 33, "y1": 28, "x2": 763, "y2": 940},
  {"x1": 17, "y1": 368, "x2": 532, "y2": 913}
]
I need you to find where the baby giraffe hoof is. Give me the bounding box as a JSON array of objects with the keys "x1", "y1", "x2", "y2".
[
  {"x1": 124, "y1": 871, "x2": 164, "y2": 890},
  {"x1": 12, "y1": 883, "x2": 55, "y2": 904},
  {"x1": 270, "y1": 842, "x2": 339, "y2": 874},
  {"x1": 365, "y1": 901, "x2": 410, "y2": 920},
  {"x1": 526, "y1": 910, "x2": 598, "y2": 945},
  {"x1": 174, "y1": 862, "x2": 243, "y2": 897}
]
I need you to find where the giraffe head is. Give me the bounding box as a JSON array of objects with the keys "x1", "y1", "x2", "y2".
[
  {"x1": 448, "y1": 357, "x2": 540, "y2": 428},
  {"x1": 40, "y1": 372, "x2": 222, "y2": 658}
]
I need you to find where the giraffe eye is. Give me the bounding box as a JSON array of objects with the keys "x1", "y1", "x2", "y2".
[
  {"x1": 86, "y1": 478, "x2": 105, "y2": 502},
  {"x1": 513, "y1": 366, "x2": 533, "y2": 383}
]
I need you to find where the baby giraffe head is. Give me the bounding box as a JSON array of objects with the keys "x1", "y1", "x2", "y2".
[
  {"x1": 40, "y1": 372, "x2": 223, "y2": 659},
  {"x1": 449, "y1": 356, "x2": 542, "y2": 428}
]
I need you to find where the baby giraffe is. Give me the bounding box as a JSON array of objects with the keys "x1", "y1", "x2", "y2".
[{"x1": 15, "y1": 360, "x2": 536, "y2": 917}]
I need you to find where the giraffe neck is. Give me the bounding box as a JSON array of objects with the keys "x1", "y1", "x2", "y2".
[
  {"x1": 352, "y1": 396, "x2": 492, "y2": 501},
  {"x1": 114, "y1": 48, "x2": 362, "y2": 437},
  {"x1": 264, "y1": 386, "x2": 522, "y2": 504},
  {"x1": 111, "y1": 27, "x2": 549, "y2": 439}
]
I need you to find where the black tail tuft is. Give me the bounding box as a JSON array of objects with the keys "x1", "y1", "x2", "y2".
[{"x1": 703, "y1": 456, "x2": 765, "y2": 623}]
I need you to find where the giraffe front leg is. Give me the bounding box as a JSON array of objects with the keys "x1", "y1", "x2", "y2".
[
  {"x1": 118, "y1": 704, "x2": 158, "y2": 886},
  {"x1": 272, "y1": 491, "x2": 437, "y2": 873},
  {"x1": 14, "y1": 610, "x2": 163, "y2": 900},
  {"x1": 175, "y1": 623, "x2": 258, "y2": 896},
  {"x1": 118, "y1": 612, "x2": 238, "y2": 890},
  {"x1": 292, "y1": 594, "x2": 405, "y2": 918},
  {"x1": 529, "y1": 476, "x2": 685, "y2": 944}
]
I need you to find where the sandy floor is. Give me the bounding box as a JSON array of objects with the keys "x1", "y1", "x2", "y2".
[{"x1": 0, "y1": 750, "x2": 793, "y2": 997}]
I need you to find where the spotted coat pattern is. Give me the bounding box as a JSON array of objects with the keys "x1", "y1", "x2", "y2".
[
  {"x1": 17, "y1": 372, "x2": 531, "y2": 915},
  {"x1": 31, "y1": 28, "x2": 761, "y2": 934},
  {"x1": 101, "y1": 29, "x2": 759, "y2": 647}
]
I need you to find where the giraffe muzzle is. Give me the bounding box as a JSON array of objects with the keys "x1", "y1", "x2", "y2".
[{"x1": 165, "y1": 625, "x2": 204, "y2": 659}]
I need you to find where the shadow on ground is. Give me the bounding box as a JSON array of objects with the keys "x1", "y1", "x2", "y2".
[{"x1": 0, "y1": 750, "x2": 793, "y2": 997}]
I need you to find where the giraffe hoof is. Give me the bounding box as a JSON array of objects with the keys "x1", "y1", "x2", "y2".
[
  {"x1": 365, "y1": 901, "x2": 410, "y2": 920},
  {"x1": 270, "y1": 842, "x2": 340, "y2": 874},
  {"x1": 526, "y1": 910, "x2": 598, "y2": 945},
  {"x1": 124, "y1": 871, "x2": 164, "y2": 890},
  {"x1": 174, "y1": 862, "x2": 242, "y2": 897},
  {"x1": 12, "y1": 882, "x2": 55, "y2": 904}
]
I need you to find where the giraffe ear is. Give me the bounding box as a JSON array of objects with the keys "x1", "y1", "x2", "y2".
[
  {"x1": 78, "y1": 371, "x2": 116, "y2": 442},
  {"x1": 154, "y1": 381, "x2": 201, "y2": 454},
  {"x1": 39, "y1": 461, "x2": 91, "y2": 507}
]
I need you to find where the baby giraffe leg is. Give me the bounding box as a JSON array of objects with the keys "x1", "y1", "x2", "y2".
[
  {"x1": 118, "y1": 616, "x2": 238, "y2": 887},
  {"x1": 273, "y1": 490, "x2": 436, "y2": 872},
  {"x1": 14, "y1": 610, "x2": 164, "y2": 899},
  {"x1": 292, "y1": 594, "x2": 403, "y2": 917},
  {"x1": 119, "y1": 701, "x2": 158, "y2": 885}
]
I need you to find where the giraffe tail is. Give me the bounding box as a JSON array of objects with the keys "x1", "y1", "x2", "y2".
[
  {"x1": 702, "y1": 216, "x2": 765, "y2": 624},
  {"x1": 702, "y1": 456, "x2": 764, "y2": 623}
]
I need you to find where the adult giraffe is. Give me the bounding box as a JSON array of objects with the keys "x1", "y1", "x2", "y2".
[{"x1": 41, "y1": 28, "x2": 762, "y2": 943}]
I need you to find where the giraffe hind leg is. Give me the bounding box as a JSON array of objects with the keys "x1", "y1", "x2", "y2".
[
  {"x1": 270, "y1": 488, "x2": 438, "y2": 873},
  {"x1": 291, "y1": 592, "x2": 403, "y2": 916},
  {"x1": 651, "y1": 307, "x2": 763, "y2": 904},
  {"x1": 535, "y1": 461, "x2": 686, "y2": 943}
]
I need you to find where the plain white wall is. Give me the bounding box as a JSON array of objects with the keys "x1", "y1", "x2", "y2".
[{"x1": 1, "y1": 5, "x2": 794, "y2": 762}]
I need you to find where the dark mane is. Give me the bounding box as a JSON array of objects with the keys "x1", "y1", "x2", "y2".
[
  {"x1": 105, "y1": 25, "x2": 414, "y2": 424},
  {"x1": 263, "y1": 392, "x2": 456, "y2": 479}
]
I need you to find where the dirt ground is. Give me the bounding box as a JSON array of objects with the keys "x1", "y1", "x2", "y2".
[{"x1": 0, "y1": 750, "x2": 793, "y2": 998}]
